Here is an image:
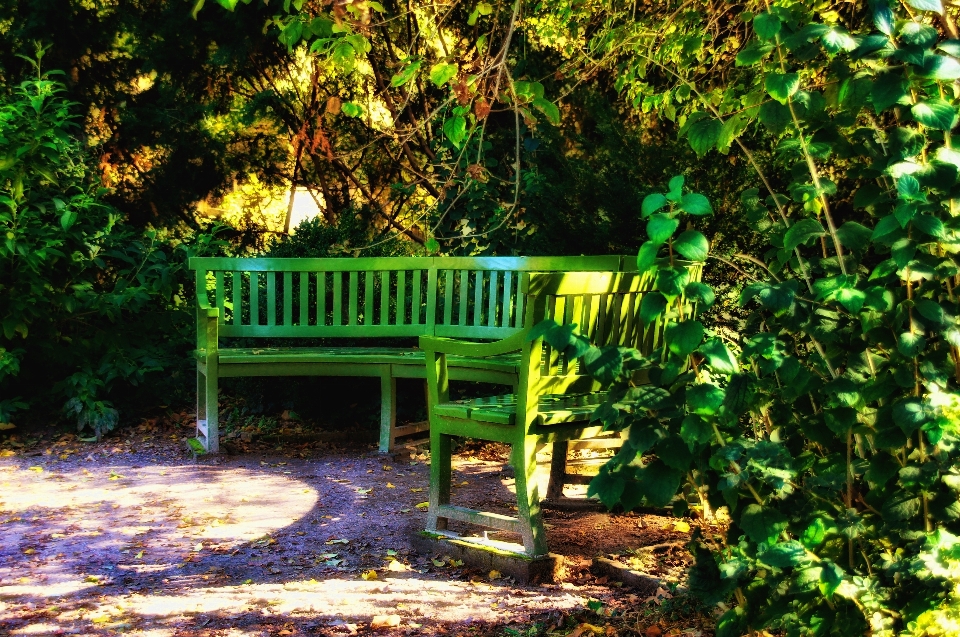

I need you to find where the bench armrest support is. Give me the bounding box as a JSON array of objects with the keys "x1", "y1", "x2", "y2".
[{"x1": 419, "y1": 331, "x2": 526, "y2": 358}]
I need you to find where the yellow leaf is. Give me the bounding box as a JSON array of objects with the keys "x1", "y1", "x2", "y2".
[
  {"x1": 387, "y1": 560, "x2": 407, "y2": 572},
  {"x1": 370, "y1": 615, "x2": 400, "y2": 629},
  {"x1": 84, "y1": 575, "x2": 100, "y2": 583},
  {"x1": 91, "y1": 615, "x2": 111, "y2": 624},
  {"x1": 0, "y1": 422, "x2": 15, "y2": 430},
  {"x1": 193, "y1": 542, "x2": 203, "y2": 552},
  {"x1": 23, "y1": 548, "x2": 35, "y2": 555},
  {"x1": 386, "y1": 482, "x2": 395, "y2": 488},
  {"x1": 135, "y1": 551, "x2": 144, "y2": 559},
  {"x1": 460, "y1": 481, "x2": 469, "y2": 486},
  {"x1": 489, "y1": 569, "x2": 501, "y2": 580},
  {"x1": 28, "y1": 466, "x2": 42, "y2": 472},
  {"x1": 415, "y1": 501, "x2": 429, "y2": 509},
  {"x1": 410, "y1": 487, "x2": 423, "y2": 492},
  {"x1": 361, "y1": 569, "x2": 378, "y2": 580},
  {"x1": 0, "y1": 450, "x2": 15, "y2": 457},
  {"x1": 673, "y1": 520, "x2": 691, "y2": 533},
  {"x1": 382, "y1": 465, "x2": 392, "y2": 471}
]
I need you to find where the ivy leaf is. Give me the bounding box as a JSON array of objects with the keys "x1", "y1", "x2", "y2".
[
  {"x1": 390, "y1": 59, "x2": 422, "y2": 87},
  {"x1": 647, "y1": 213, "x2": 679, "y2": 245},
  {"x1": 673, "y1": 230, "x2": 709, "y2": 261},
  {"x1": 766, "y1": 72, "x2": 800, "y2": 103},
  {"x1": 836, "y1": 221, "x2": 872, "y2": 250},
  {"x1": 685, "y1": 281, "x2": 715, "y2": 307},
  {"x1": 429, "y1": 62, "x2": 457, "y2": 88},
  {"x1": 679, "y1": 193, "x2": 713, "y2": 215},
  {"x1": 587, "y1": 466, "x2": 625, "y2": 509},
  {"x1": 687, "y1": 117, "x2": 722, "y2": 156},
  {"x1": 758, "y1": 100, "x2": 792, "y2": 134},
  {"x1": 641, "y1": 193, "x2": 668, "y2": 217},
  {"x1": 638, "y1": 460, "x2": 682, "y2": 507},
  {"x1": 784, "y1": 218, "x2": 826, "y2": 250},
  {"x1": 897, "y1": 332, "x2": 927, "y2": 357},
  {"x1": 443, "y1": 116, "x2": 467, "y2": 148},
  {"x1": 699, "y1": 338, "x2": 738, "y2": 374},
  {"x1": 639, "y1": 292, "x2": 668, "y2": 325},
  {"x1": 760, "y1": 541, "x2": 808, "y2": 568},
  {"x1": 582, "y1": 347, "x2": 623, "y2": 384},
  {"x1": 740, "y1": 503, "x2": 788, "y2": 545},
  {"x1": 686, "y1": 383, "x2": 724, "y2": 416},
  {"x1": 912, "y1": 99, "x2": 957, "y2": 130},
  {"x1": 636, "y1": 241, "x2": 659, "y2": 272},
  {"x1": 871, "y1": 75, "x2": 909, "y2": 113},
  {"x1": 753, "y1": 12, "x2": 781, "y2": 40},
  {"x1": 905, "y1": 0, "x2": 943, "y2": 14},
  {"x1": 665, "y1": 320, "x2": 704, "y2": 358},
  {"x1": 656, "y1": 266, "x2": 690, "y2": 297}
]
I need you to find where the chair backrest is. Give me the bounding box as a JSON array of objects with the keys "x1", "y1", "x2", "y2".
[
  {"x1": 189, "y1": 256, "x2": 633, "y2": 340},
  {"x1": 520, "y1": 266, "x2": 703, "y2": 394}
]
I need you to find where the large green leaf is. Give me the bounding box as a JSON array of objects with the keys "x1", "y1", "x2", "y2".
[
  {"x1": 665, "y1": 320, "x2": 704, "y2": 358},
  {"x1": 736, "y1": 41, "x2": 774, "y2": 66},
  {"x1": 647, "y1": 213, "x2": 679, "y2": 245},
  {"x1": 641, "y1": 193, "x2": 668, "y2": 217},
  {"x1": 821, "y1": 27, "x2": 857, "y2": 53},
  {"x1": 784, "y1": 218, "x2": 826, "y2": 250},
  {"x1": 587, "y1": 467, "x2": 625, "y2": 509},
  {"x1": 686, "y1": 383, "x2": 724, "y2": 416},
  {"x1": 429, "y1": 62, "x2": 458, "y2": 87},
  {"x1": 673, "y1": 230, "x2": 709, "y2": 261},
  {"x1": 685, "y1": 281, "x2": 715, "y2": 307},
  {"x1": 905, "y1": 0, "x2": 943, "y2": 13},
  {"x1": 759, "y1": 100, "x2": 792, "y2": 134},
  {"x1": 700, "y1": 337, "x2": 738, "y2": 374},
  {"x1": 679, "y1": 193, "x2": 713, "y2": 215},
  {"x1": 638, "y1": 460, "x2": 682, "y2": 507},
  {"x1": 753, "y1": 12, "x2": 781, "y2": 40},
  {"x1": 391, "y1": 59, "x2": 422, "y2": 87},
  {"x1": 636, "y1": 241, "x2": 659, "y2": 272},
  {"x1": 656, "y1": 436, "x2": 692, "y2": 471},
  {"x1": 656, "y1": 266, "x2": 690, "y2": 297},
  {"x1": 912, "y1": 99, "x2": 957, "y2": 130},
  {"x1": 687, "y1": 117, "x2": 722, "y2": 156},
  {"x1": 836, "y1": 221, "x2": 872, "y2": 250},
  {"x1": 443, "y1": 115, "x2": 467, "y2": 147},
  {"x1": 760, "y1": 540, "x2": 808, "y2": 568},
  {"x1": 740, "y1": 503, "x2": 788, "y2": 545},
  {"x1": 897, "y1": 331, "x2": 927, "y2": 357},
  {"x1": 871, "y1": 74, "x2": 909, "y2": 113},
  {"x1": 639, "y1": 292, "x2": 668, "y2": 324},
  {"x1": 680, "y1": 414, "x2": 714, "y2": 448},
  {"x1": 766, "y1": 72, "x2": 800, "y2": 103}
]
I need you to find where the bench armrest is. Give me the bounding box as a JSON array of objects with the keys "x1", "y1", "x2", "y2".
[
  {"x1": 196, "y1": 298, "x2": 219, "y2": 354},
  {"x1": 419, "y1": 331, "x2": 526, "y2": 358}
]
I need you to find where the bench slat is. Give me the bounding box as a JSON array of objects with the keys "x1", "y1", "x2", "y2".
[
  {"x1": 426, "y1": 268, "x2": 438, "y2": 329},
  {"x1": 501, "y1": 271, "x2": 512, "y2": 329},
  {"x1": 215, "y1": 272, "x2": 224, "y2": 324},
  {"x1": 412, "y1": 269, "x2": 421, "y2": 325},
  {"x1": 458, "y1": 270, "x2": 468, "y2": 326},
  {"x1": 348, "y1": 271, "x2": 358, "y2": 326},
  {"x1": 267, "y1": 272, "x2": 276, "y2": 327},
  {"x1": 514, "y1": 279, "x2": 525, "y2": 328},
  {"x1": 318, "y1": 272, "x2": 326, "y2": 326},
  {"x1": 232, "y1": 271, "x2": 241, "y2": 325},
  {"x1": 364, "y1": 271, "x2": 374, "y2": 326},
  {"x1": 380, "y1": 271, "x2": 389, "y2": 325},
  {"x1": 250, "y1": 272, "x2": 260, "y2": 326},
  {"x1": 299, "y1": 272, "x2": 308, "y2": 326},
  {"x1": 333, "y1": 271, "x2": 342, "y2": 326},
  {"x1": 487, "y1": 270, "x2": 498, "y2": 328},
  {"x1": 473, "y1": 270, "x2": 483, "y2": 326},
  {"x1": 442, "y1": 270, "x2": 453, "y2": 325},
  {"x1": 397, "y1": 270, "x2": 406, "y2": 325},
  {"x1": 283, "y1": 272, "x2": 292, "y2": 326}
]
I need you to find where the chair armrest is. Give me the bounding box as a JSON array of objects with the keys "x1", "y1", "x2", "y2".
[{"x1": 419, "y1": 331, "x2": 526, "y2": 357}]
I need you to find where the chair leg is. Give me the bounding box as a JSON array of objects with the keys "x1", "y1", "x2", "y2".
[
  {"x1": 427, "y1": 429, "x2": 452, "y2": 532},
  {"x1": 513, "y1": 435, "x2": 549, "y2": 556},
  {"x1": 379, "y1": 374, "x2": 396, "y2": 453},
  {"x1": 545, "y1": 440, "x2": 569, "y2": 500},
  {"x1": 197, "y1": 367, "x2": 219, "y2": 453}
]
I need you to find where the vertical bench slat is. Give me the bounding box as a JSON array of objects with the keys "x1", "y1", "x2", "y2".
[
  {"x1": 567, "y1": 295, "x2": 584, "y2": 375},
  {"x1": 412, "y1": 270, "x2": 422, "y2": 325},
  {"x1": 266, "y1": 272, "x2": 276, "y2": 327},
  {"x1": 487, "y1": 271, "x2": 499, "y2": 327},
  {"x1": 443, "y1": 270, "x2": 454, "y2": 325},
  {"x1": 318, "y1": 272, "x2": 327, "y2": 326},
  {"x1": 283, "y1": 272, "x2": 292, "y2": 326},
  {"x1": 458, "y1": 270, "x2": 468, "y2": 326},
  {"x1": 250, "y1": 273, "x2": 260, "y2": 326},
  {"x1": 380, "y1": 271, "x2": 390, "y2": 325},
  {"x1": 299, "y1": 272, "x2": 308, "y2": 326},
  {"x1": 473, "y1": 271, "x2": 483, "y2": 326},
  {"x1": 501, "y1": 271, "x2": 513, "y2": 329},
  {"x1": 426, "y1": 267, "x2": 438, "y2": 330},
  {"x1": 397, "y1": 270, "x2": 406, "y2": 325},
  {"x1": 333, "y1": 272, "x2": 343, "y2": 326},
  {"x1": 231, "y1": 272, "x2": 241, "y2": 325},
  {"x1": 215, "y1": 272, "x2": 224, "y2": 324},
  {"x1": 515, "y1": 285, "x2": 525, "y2": 328},
  {"x1": 364, "y1": 271, "x2": 374, "y2": 326},
  {"x1": 348, "y1": 271, "x2": 359, "y2": 326},
  {"x1": 609, "y1": 293, "x2": 624, "y2": 346}
]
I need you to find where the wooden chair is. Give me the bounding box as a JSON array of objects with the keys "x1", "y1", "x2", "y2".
[{"x1": 420, "y1": 270, "x2": 669, "y2": 557}]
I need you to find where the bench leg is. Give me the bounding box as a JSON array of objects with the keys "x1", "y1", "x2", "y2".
[
  {"x1": 379, "y1": 375, "x2": 396, "y2": 453},
  {"x1": 196, "y1": 367, "x2": 219, "y2": 453},
  {"x1": 545, "y1": 440, "x2": 568, "y2": 500},
  {"x1": 513, "y1": 435, "x2": 549, "y2": 557},
  {"x1": 427, "y1": 429, "x2": 452, "y2": 532}
]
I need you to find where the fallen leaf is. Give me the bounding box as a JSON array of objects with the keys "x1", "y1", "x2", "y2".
[
  {"x1": 356, "y1": 487, "x2": 372, "y2": 494},
  {"x1": 399, "y1": 508, "x2": 411, "y2": 513},
  {"x1": 410, "y1": 487, "x2": 423, "y2": 493},
  {"x1": 569, "y1": 624, "x2": 605, "y2": 637},
  {"x1": 0, "y1": 450, "x2": 15, "y2": 457},
  {"x1": 387, "y1": 560, "x2": 408, "y2": 572},
  {"x1": 415, "y1": 501, "x2": 429, "y2": 509},
  {"x1": 673, "y1": 520, "x2": 691, "y2": 533},
  {"x1": 28, "y1": 466, "x2": 42, "y2": 473},
  {"x1": 193, "y1": 542, "x2": 203, "y2": 552},
  {"x1": 645, "y1": 626, "x2": 662, "y2": 637},
  {"x1": 326, "y1": 538, "x2": 349, "y2": 545},
  {"x1": 135, "y1": 551, "x2": 144, "y2": 559},
  {"x1": 382, "y1": 465, "x2": 392, "y2": 471},
  {"x1": 386, "y1": 482, "x2": 395, "y2": 488},
  {"x1": 361, "y1": 569, "x2": 378, "y2": 580},
  {"x1": 431, "y1": 558, "x2": 445, "y2": 567},
  {"x1": 489, "y1": 569, "x2": 501, "y2": 580},
  {"x1": 371, "y1": 615, "x2": 400, "y2": 629},
  {"x1": 22, "y1": 548, "x2": 35, "y2": 555}
]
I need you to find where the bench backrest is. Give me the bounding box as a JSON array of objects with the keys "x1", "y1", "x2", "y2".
[
  {"x1": 520, "y1": 267, "x2": 703, "y2": 395},
  {"x1": 189, "y1": 256, "x2": 634, "y2": 341}
]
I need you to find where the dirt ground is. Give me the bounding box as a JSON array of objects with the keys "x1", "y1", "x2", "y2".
[{"x1": 0, "y1": 415, "x2": 713, "y2": 637}]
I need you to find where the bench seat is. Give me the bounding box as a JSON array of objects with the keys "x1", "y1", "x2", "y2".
[{"x1": 432, "y1": 392, "x2": 614, "y2": 426}]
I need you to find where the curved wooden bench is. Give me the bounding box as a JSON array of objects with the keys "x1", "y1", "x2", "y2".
[{"x1": 190, "y1": 256, "x2": 634, "y2": 452}]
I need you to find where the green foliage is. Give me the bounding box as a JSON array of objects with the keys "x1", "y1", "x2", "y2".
[{"x1": 0, "y1": 62, "x2": 218, "y2": 437}]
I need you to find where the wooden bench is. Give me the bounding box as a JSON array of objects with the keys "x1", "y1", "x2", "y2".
[
  {"x1": 421, "y1": 269, "x2": 698, "y2": 557},
  {"x1": 190, "y1": 256, "x2": 635, "y2": 453}
]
